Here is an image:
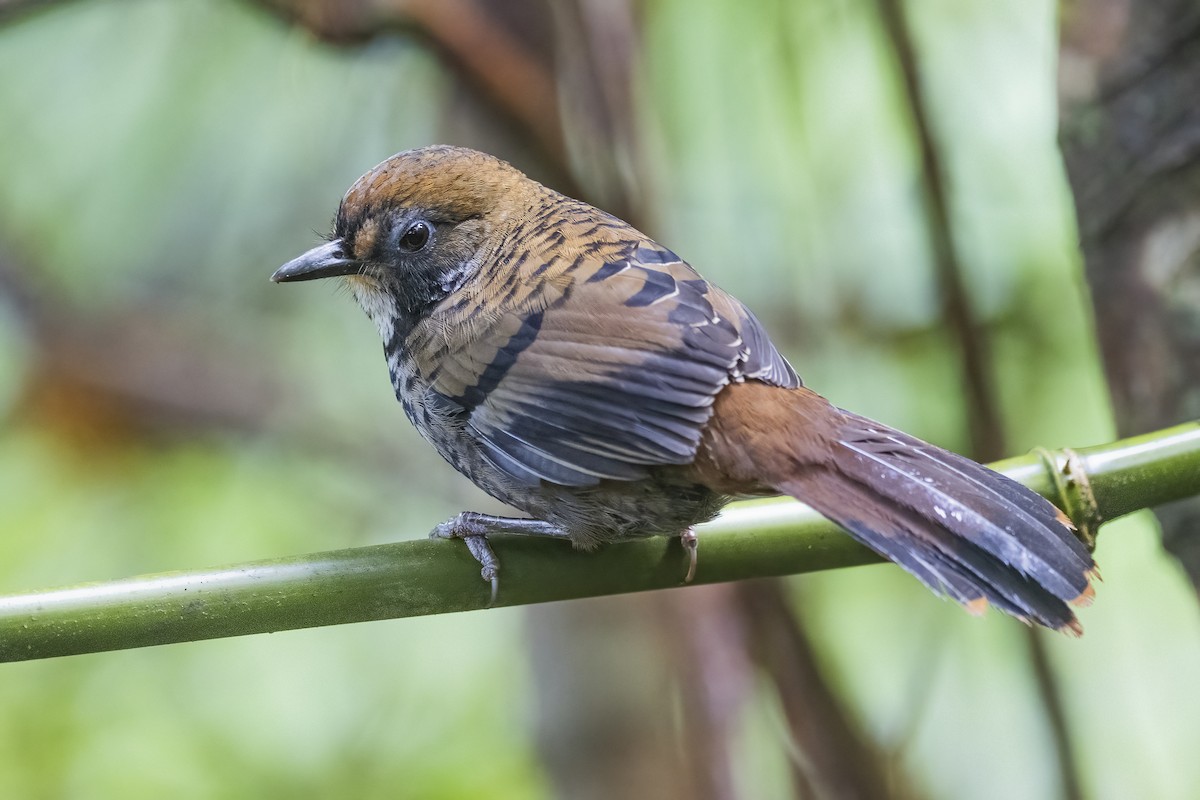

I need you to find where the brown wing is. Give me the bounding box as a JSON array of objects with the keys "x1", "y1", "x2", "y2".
[{"x1": 421, "y1": 242, "x2": 799, "y2": 487}]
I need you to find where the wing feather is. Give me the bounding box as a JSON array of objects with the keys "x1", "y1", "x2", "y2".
[{"x1": 427, "y1": 243, "x2": 800, "y2": 487}]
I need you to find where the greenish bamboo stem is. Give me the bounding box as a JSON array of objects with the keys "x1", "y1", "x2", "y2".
[{"x1": 1, "y1": 422, "x2": 1197, "y2": 662}]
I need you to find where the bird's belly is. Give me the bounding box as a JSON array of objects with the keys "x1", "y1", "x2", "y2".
[{"x1": 526, "y1": 476, "x2": 729, "y2": 548}]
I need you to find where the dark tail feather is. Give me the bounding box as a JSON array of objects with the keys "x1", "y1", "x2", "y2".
[
  {"x1": 694, "y1": 383, "x2": 1098, "y2": 632},
  {"x1": 778, "y1": 411, "x2": 1096, "y2": 633}
]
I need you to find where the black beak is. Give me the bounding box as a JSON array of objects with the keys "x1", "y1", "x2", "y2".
[{"x1": 271, "y1": 240, "x2": 360, "y2": 283}]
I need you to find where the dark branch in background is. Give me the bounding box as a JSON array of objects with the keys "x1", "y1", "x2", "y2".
[
  {"x1": 528, "y1": 594, "x2": 704, "y2": 800},
  {"x1": 664, "y1": 585, "x2": 755, "y2": 800},
  {"x1": 547, "y1": 1, "x2": 644, "y2": 222},
  {"x1": 1018, "y1": 628, "x2": 1085, "y2": 800},
  {"x1": 1060, "y1": 0, "x2": 1200, "y2": 592},
  {"x1": 1025, "y1": 626, "x2": 1086, "y2": 800},
  {"x1": 739, "y1": 581, "x2": 908, "y2": 800},
  {"x1": 874, "y1": 2, "x2": 1085, "y2": 799},
  {"x1": 0, "y1": 0, "x2": 62, "y2": 24},
  {"x1": 0, "y1": 0, "x2": 574, "y2": 188},
  {"x1": 251, "y1": 0, "x2": 583, "y2": 199},
  {"x1": 874, "y1": 0, "x2": 1005, "y2": 463}
]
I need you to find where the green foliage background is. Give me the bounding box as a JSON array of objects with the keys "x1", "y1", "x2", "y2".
[{"x1": 0, "y1": 1, "x2": 1196, "y2": 798}]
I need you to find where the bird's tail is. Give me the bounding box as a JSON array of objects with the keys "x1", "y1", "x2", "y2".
[{"x1": 694, "y1": 383, "x2": 1097, "y2": 633}]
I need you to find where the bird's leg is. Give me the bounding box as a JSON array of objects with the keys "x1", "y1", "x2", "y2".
[
  {"x1": 429, "y1": 511, "x2": 571, "y2": 604},
  {"x1": 681, "y1": 527, "x2": 699, "y2": 583}
]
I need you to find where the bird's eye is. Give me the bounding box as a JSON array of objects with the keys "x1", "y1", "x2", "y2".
[{"x1": 398, "y1": 221, "x2": 432, "y2": 253}]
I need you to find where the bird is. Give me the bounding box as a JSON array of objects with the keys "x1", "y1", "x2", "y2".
[{"x1": 272, "y1": 145, "x2": 1097, "y2": 633}]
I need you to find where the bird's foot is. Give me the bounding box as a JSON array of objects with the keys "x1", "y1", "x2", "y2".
[
  {"x1": 681, "y1": 527, "x2": 698, "y2": 583},
  {"x1": 430, "y1": 512, "x2": 502, "y2": 605},
  {"x1": 429, "y1": 512, "x2": 572, "y2": 606}
]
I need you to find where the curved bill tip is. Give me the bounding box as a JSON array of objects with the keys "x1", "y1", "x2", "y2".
[{"x1": 271, "y1": 239, "x2": 358, "y2": 283}]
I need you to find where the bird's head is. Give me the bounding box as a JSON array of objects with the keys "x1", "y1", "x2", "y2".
[{"x1": 272, "y1": 145, "x2": 536, "y2": 335}]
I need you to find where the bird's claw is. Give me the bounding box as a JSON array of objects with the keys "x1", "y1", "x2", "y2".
[
  {"x1": 430, "y1": 512, "x2": 501, "y2": 606},
  {"x1": 459, "y1": 534, "x2": 501, "y2": 606},
  {"x1": 681, "y1": 527, "x2": 698, "y2": 583}
]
